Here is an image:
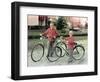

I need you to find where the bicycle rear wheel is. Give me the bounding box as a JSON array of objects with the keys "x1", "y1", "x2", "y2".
[
  {"x1": 31, "y1": 44, "x2": 44, "y2": 62},
  {"x1": 72, "y1": 45, "x2": 85, "y2": 60},
  {"x1": 47, "y1": 46, "x2": 62, "y2": 62}
]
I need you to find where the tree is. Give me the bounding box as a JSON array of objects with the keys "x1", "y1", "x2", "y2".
[{"x1": 56, "y1": 16, "x2": 67, "y2": 30}]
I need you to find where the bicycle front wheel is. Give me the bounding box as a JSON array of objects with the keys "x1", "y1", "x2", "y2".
[
  {"x1": 47, "y1": 46, "x2": 62, "y2": 62},
  {"x1": 72, "y1": 45, "x2": 85, "y2": 60},
  {"x1": 56, "y1": 42, "x2": 67, "y2": 57},
  {"x1": 31, "y1": 44, "x2": 44, "y2": 62}
]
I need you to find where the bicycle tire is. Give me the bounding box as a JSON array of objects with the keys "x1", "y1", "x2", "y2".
[
  {"x1": 72, "y1": 45, "x2": 85, "y2": 60},
  {"x1": 56, "y1": 42, "x2": 67, "y2": 57},
  {"x1": 31, "y1": 44, "x2": 44, "y2": 62}
]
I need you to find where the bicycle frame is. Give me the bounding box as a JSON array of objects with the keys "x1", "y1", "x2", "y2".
[
  {"x1": 56, "y1": 36, "x2": 82, "y2": 56},
  {"x1": 56, "y1": 37, "x2": 85, "y2": 58}
]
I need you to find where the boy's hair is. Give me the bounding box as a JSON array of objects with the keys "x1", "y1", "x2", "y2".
[
  {"x1": 50, "y1": 23, "x2": 54, "y2": 26},
  {"x1": 50, "y1": 22, "x2": 56, "y2": 26}
]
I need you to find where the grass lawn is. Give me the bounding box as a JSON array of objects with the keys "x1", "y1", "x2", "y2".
[{"x1": 28, "y1": 29, "x2": 87, "y2": 37}]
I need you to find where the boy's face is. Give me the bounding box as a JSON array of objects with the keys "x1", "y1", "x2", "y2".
[{"x1": 50, "y1": 24, "x2": 54, "y2": 29}]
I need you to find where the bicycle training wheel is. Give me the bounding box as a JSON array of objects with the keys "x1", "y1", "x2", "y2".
[
  {"x1": 47, "y1": 46, "x2": 62, "y2": 62},
  {"x1": 31, "y1": 44, "x2": 44, "y2": 62},
  {"x1": 72, "y1": 45, "x2": 85, "y2": 60}
]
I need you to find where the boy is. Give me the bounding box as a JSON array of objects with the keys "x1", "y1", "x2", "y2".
[
  {"x1": 41, "y1": 23, "x2": 59, "y2": 57},
  {"x1": 64, "y1": 31, "x2": 75, "y2": 63}
]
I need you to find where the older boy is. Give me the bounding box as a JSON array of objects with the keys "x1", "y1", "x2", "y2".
[{"x1": 41, "y1": 23, "x2": 59, "y2": 57}]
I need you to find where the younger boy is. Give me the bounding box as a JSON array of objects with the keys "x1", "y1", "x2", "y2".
[{"x1": 64, "y1": 31, "x2": 75, "y2": 63}]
